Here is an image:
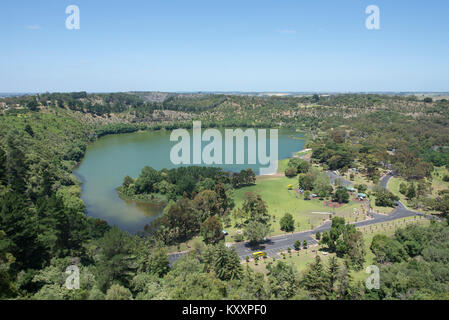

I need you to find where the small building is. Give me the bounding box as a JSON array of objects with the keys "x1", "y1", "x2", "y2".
[
  {"x1": 346, "y1": 187, "x2": 356, "y2": 193},
  {"x1": 357, "y1": 193, "x2": 367, "y2": 200}
]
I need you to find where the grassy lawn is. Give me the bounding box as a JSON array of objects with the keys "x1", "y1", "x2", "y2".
[
  {"x1": 229, "y1": 176, "x2": 328, "y2": 236},
  {"x1": 387, "y1": 176, "x2": 408, "y2": 203},
  {"x1": 431, "y1": 167, "x2": 449, "y2": 196},
  {"x1": 332, "y1": 200, "x2": 370, "y2": 223},
  {"x1": 226, "y1": 174, "x2": 365, "y2": 240},
  {"x1": 246, "y1": 245, "x2": 335, "y2": 276},
  {"x1": 277, "y1": 158, "x2": 290, "y2": 174}
]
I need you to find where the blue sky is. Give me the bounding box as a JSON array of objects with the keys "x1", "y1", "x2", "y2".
[{"x1": 0, "y1": 0, "x2": 448, "y2": 92}]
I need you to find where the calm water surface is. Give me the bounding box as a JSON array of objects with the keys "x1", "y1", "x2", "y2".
[{"x1": 74, "y1": 129, "x2": 305, "y2": 233}]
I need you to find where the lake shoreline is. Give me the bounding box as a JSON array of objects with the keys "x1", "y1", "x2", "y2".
[{"x1": 116, "y1": 187, "x2": 168, "y2": 206}]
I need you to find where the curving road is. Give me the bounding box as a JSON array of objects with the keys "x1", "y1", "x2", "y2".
[
  {"x1": 380, "y1": 172, "x2": 394, "y2": 188},
  {"x1": 326, "y1": 171, "x2": 352, "y2": 187}
]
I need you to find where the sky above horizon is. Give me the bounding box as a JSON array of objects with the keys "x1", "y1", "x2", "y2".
[{"x1": 1, "y1": 0, "x2": 448, "y2": 93}]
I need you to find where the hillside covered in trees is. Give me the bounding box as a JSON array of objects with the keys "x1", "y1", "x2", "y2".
[{"x1": 1, "y1": 92, "x2": 449, "y2": 300}]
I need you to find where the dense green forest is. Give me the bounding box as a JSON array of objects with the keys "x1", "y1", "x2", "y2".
[{"x1": 1, "y1": 92, "x2": 449, "y2": 299}]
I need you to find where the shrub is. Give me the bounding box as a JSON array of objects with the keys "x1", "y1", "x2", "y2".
[
  {"x1": 304, "y1": 190, "x2": 311, "y2": 200},
  {"x1": 285, "y1": 167, "x2": 297, "y2": 178},
  {"x1": 356, "y1": 184, "x2": 368, "y2": 193},
  {"x1": 333, "y1": 187, "x2": 349, "y2": 203},
  {"x1": 399, "y1": 182, "x2": 408, "y2": 195},
  {"x1": 234, "y1": 233, "x2": 244, "y2": 242},
  {"x1": 280, "y1": 213, "x2": 295, "y2": 232},
  {"x1": 105, "y1": 284, "x2": 133, "y2": 300},
  {"x1": 294, "y1": 240, "x2": 301, "y2": 251},
  {"x1": 375, "y1": 190, "x2": 399, "y2": 207}
]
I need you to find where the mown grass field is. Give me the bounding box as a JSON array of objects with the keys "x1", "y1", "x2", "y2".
[
  {"x1": 229, "y1": 175, "x2": 328, "y2": 236},
  {"x1": 277, "y1": 158, "x2": 290, "y2": 174},
  {"x1": 226, "y1": 173, "x2": 366, "y2": 239}
]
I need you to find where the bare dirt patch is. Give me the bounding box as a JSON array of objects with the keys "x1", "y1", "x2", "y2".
[{"x1": 323, "y1": 200, "x2": 345, "y2": 208}]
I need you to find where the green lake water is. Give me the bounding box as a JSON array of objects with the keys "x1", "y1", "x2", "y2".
[{"x1": 74, "y1": 129, "x2": 305, "y2": 233}]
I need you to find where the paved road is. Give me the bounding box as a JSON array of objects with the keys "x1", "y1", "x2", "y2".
[
  {"x1": 326, "y1": 171, "x2": 352, "y2": 187},
  {"x1": 380, "y1": 172, "x2": 394, "y2": 189},
  {"x1": 168, "y1": 172, "x2": 431, "y2": 264}
]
